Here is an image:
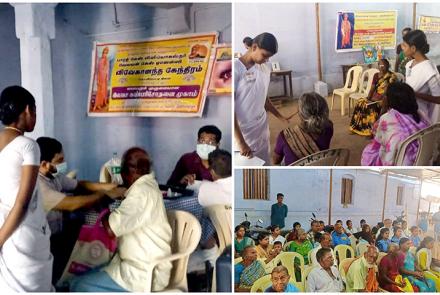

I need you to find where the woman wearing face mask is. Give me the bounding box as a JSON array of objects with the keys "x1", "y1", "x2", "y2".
[
  {"x1": 0, "y1": 86, "x2": 52, "y2": 291},
  {"x1": 235, "y1": 32, "x2": 295, "y2": 165},
  {"x1": 167, "y1": 125, "x2": 222, "y2": 187},
  {"x1": 402, "y1": 29, "x2": 440, "y2": 124},
  {"x1": 36, "y1": 136, "x2": 123, "y2": 284}
]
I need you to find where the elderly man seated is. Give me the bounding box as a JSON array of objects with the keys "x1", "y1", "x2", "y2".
[
  {"x1": 265, "y1": 266, "x2": 299, "y2": 292},
  {"x1": 234, "y1": 245, "x2": 266, "y2": 292},
  {"x1": 198, "y1": 149, "x2": 231, "y2": 206},
  {"x1": 70, "y1": 147, "x2": 172, "y2": 292},
  {"x1": 307, "y1": 248, "x2": 344, "y2": 292},
  {"x1": 167, "y1": 125, "x2": 222, "y2": 187},
  {"x1": 310, "y1": 232, "x2": 336, "y2": 267},
  {"x1": 331, "y1": 222, "x2": 351, "y2": 247},
  {"x1": 345, "y1": 245, "x2": 379, "y2": 292}
]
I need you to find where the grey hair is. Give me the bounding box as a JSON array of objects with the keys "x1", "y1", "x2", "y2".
[{"x1": 298, "y1": 92, "x2": 330, "y2": 135}]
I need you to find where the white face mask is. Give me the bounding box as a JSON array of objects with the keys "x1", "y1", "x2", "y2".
[
  {"x1": 54, "y1": 162, "x2": 68, "y2": 176},
  {"x1": 196, "y1": 144, "x2": 216, "y2": 160}
]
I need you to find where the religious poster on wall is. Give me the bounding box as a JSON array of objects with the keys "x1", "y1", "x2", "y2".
[
  {"x1": 208, "y1": 44, "x2": 232, "y2": 95},
  {"x1": 87, "y1": 32, "x2": 218, "y2": 117},
  {"x1": 418, "y1": 15, "x2": 440, "y2": 34},
  {"x1": 335, "y1": 11, "x2": 397, "y2": 52}
]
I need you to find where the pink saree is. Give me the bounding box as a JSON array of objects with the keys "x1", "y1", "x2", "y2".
[{"x1": 361, "y1": 109, "x2": 429, "y2": 166}]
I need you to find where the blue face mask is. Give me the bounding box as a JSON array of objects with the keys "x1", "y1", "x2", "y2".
[{"x1": 54, "y1": 162, "x2": 68, "y2": 176}]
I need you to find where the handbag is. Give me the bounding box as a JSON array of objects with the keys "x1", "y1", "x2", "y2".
[{"x1": 56, "y1": 208, "x2": 117, "y2": 287}]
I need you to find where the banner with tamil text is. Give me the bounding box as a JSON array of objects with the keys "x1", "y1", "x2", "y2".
[
  {"x1": 87, "y1": 32, "x2": 218, "y2": 117},
  {"x1": 418, "y1": 15, "x2": 440, "y2": 33},
  {"x1": 336, "y1": 11, "x2": 397, "y2": 52}
]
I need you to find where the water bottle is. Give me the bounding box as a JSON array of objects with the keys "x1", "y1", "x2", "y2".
[{"x1": 110, "y1": 152, "x2": 123, "y2": 184}]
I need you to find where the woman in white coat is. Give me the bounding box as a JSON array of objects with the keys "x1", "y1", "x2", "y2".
[
  {"x1": 0, "y1": 86, "x2": 53, "y2": 291},
  {"x1": 234, "y1": 32, "x2": 294, "y2": 165}
]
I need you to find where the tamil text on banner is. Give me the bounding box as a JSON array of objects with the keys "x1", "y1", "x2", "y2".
[
  {"x1": 208, "y1": 44, "x2": 232, "y2": 95},
  {"x1": 87, "y1": 32, "x2": 218, "y2": 117},
  {"x1": 336, "y1": 11, "x2": 397, "y2": 52},
  {"x1": 418, "y1": 15, "x2": 440, "y2": 34}
]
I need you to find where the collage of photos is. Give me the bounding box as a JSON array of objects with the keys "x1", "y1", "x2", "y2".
[{"x1": 0, "y1": 1, "x2": 439, "y2": 294}]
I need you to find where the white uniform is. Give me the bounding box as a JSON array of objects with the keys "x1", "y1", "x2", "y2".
[
  {"x1": 235, "y1": 58, "x2": 271, "y2": 164},
  {"x1": 0, "y1": 136, "x2": 53, "y2": 291},
  {"x1": 406, "y1": 59, "x2": 440, "y2": 123}
]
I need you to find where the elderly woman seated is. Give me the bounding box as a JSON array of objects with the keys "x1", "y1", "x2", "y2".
[
  {"x1": 265, "y1": 266, "x2": 299, "y2": 292},
  {"x1": 234, "y1": 245, "x2": 266, "y2": 292},
  {"x1": 273, "y1": 92, "x2": 333, "y2": 166},
  {"x1": 70, "y1": 147, "x2": 172, "y2": 292}
]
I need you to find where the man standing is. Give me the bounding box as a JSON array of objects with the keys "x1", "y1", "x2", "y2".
[
  {"x1": 271, "y1": 193, "x2": 288, "y2": 229},
  {"x1": 345, "y1": 246, "x2": 379, "y2": 292},
  {"x1": 332, "y1": 222, "x2": 351, "y2": 247},
  {"x1": 307, "y1": 248, "x2": 344, "y2": 292}
]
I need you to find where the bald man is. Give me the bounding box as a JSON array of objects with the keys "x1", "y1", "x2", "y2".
[{"x1": 71, "y1": 147, "x2": 172, "y2": 292}]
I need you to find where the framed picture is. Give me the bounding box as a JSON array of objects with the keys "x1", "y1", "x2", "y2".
[{"x1": 271, "y1": 61, "x2": 281, "y2": 71}]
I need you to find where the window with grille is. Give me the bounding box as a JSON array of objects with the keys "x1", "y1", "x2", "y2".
[
  {"x1": 243, "y1": 169, "x2": 269, "y2": 200},
  {"x1": 396, "y1": 186, "x2": 404, "y2": 206},
  {"x1": 341, "y1": 177, "x2": 353, "y2": 207}
]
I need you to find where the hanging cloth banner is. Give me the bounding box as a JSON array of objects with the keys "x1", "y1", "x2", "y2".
[
  {"x1": 335, "y1": 10, "x2": 397, "y2": 52},
  {"x1": 87, "y1": 32, "x2": 218, "y2": 117},
  {"x1": 418, "y1": 15, "x2": 440, "y2": 33}
]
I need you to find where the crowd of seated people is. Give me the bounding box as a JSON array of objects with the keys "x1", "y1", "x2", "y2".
[
  {"x1": 234, "y1": 216, "x2": 440, "y2": 292},
  {"x1": 0, "y1": 85, "x2": 232, "y2": 292}
]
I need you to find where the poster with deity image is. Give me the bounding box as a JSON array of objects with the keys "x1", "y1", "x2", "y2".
[{"x1": 87, "y1": 32, "x2": 218, "y2": 117}]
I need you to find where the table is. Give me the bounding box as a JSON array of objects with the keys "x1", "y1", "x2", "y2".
[{"x1": 270, "y1": 70, "x2": 293, "y2": 99}]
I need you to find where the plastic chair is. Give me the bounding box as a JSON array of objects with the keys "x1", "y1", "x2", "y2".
[
  {"x1": 356, "y1": 242, "x2": 370, "y2": 257},
  {"x1": 144, "y1": 210, "x2": 201, "y2": 292},
  {"x1": 394, "y1": 123, "x2": 440, "y2": 166},
  {"x1": 290, "y1": 148, "x2": 350, "y2": 166},
  {"x1": 349, "y1": 235, "x2": 357, "y2": 251},
  {"x1": 302, "y1": 264, "x2": 317, "y2": 291},
  {"x1": 348, "y1": 68, "x2": 379, "y2": 115},
  {"x1": 334, "y1": 244, "x2": 355, "y2": 266},
  {"x1": 332, "y1": 65, "x2": 363, "y2": 116},
  {"x1": 234, "y1": 257, "x2": 243, "y2": 264},
  {"x1": 99, "y1": 163, "x2": 112, "y2": 183},
  {"x1": 250, "y1": 274, "x2": 304, "y2": 292},
  {"x1": 307, "y1": 249, "x2": 313, "y2": 266},
  {"x1": 283, "y1": 241, "x2": 294, "y2": 251},
  {"x1": 394, "y1": 72, "x2": 405, "y2": 82},
  {"x1": 339, "y1": 257, "x2": 357, "y2": 283},
  {"x1": 204, "y1": 204, "x2": 232, "y2": 291},
  {"x1": 376, "y1": 252, "x2": 387, "y2": 266},
  {"x1": 272, "y1": 252, "x2": 305, "y2": 284}
]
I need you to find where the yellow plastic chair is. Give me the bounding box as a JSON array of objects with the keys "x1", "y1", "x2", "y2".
[
  {"x1": 204, "y1": 204, "x2": 232, "y2": 292},
  {"x1": 334, "y1": 244, "x2": 355, "y2": 266},
  {"x1": 250, "y1": 274, "x2": 304, "y2": 292},
  {"x1": 234, "y1": 257, "x2": 243, "y2": 264},
  {"x1": 272, "y1": 251, "x2": 305, "y2": 284},
  {"x1": 332, "y1": 65, "x2": 363, "y2": 116},
  {"x1": 349, "y1": 235, "x2": 357, "y2": 251},
  {"x1": 376, "y1": 252, "x2": 387, "y2": 266},
  {"x1": 302, "y1": 264, "x2": 317, "y2": 291},
  {"x1": 283, "y1": 241, "x2": 294, "y2": 252},
  {"x1": 307, "y1": 249, "x2": 313, "y2": 266},
  {"x1": 348, "y1": 68, "x2": 379, "y2": 115},
  {"x1": 356, "y1": 242, "x2": 369, "y2": 257},
  {"x1": 144, "y1": 210, "x2": 201, "y2": 292},
  {"x1": 339, "y1": 257, "x2": 356, "y2": 283}
]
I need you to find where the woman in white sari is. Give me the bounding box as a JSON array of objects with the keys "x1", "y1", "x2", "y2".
[
  {"x1": 402, "y1": 29, "x2": 440, "y2": 124},
  {"x1": 234, "y1": 32, "x2": 294, "y2": 165},
  {"x1": 0, "y1": 86, "x2": 53, "y2": 291}
]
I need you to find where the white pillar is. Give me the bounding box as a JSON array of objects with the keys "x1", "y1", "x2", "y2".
[{"x1": 12, "y1": 3, "x2": 57, "y2": 139}]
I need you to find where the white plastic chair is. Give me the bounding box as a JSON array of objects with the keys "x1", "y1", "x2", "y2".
[
  {"x1": 290, "y1": 148, "x2": 350, "y2": 166},
  {"x1": 99, "y1": 163, "x2": 112, "y2": 183},
  {"x1": 393, "y1": 123, "x2": 440, "y2": 166},
  {"x1": 145, "y1": 210, "x2": 201, "y2": 292},
  {"x1": 332, "y1": 65, "x2": 363, "y2": 116},
  {"x1": 204, "y1": 204, "x2": 232, "y2": 291},
  {"x1": 348, "y1": 68, "x2": 379, "y2": 115}
]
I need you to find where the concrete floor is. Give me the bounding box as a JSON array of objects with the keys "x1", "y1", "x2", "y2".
[{"x1": 268, "y1": 96, "x2": 370, "y2": 166}]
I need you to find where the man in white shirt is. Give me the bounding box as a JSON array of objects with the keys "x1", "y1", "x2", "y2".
[
  {"x1": 198, "y1": 149, "x2": 231, "y2": 207},
  {"x1": 70, "y1": 147, "x2": 173, "y2": 292},
  {"x1": 307, "y1": 248, "x2": 344, "y2": 292},
  {"x1": 310, "y1": 232, "x2": 336, "y2": 267}
]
